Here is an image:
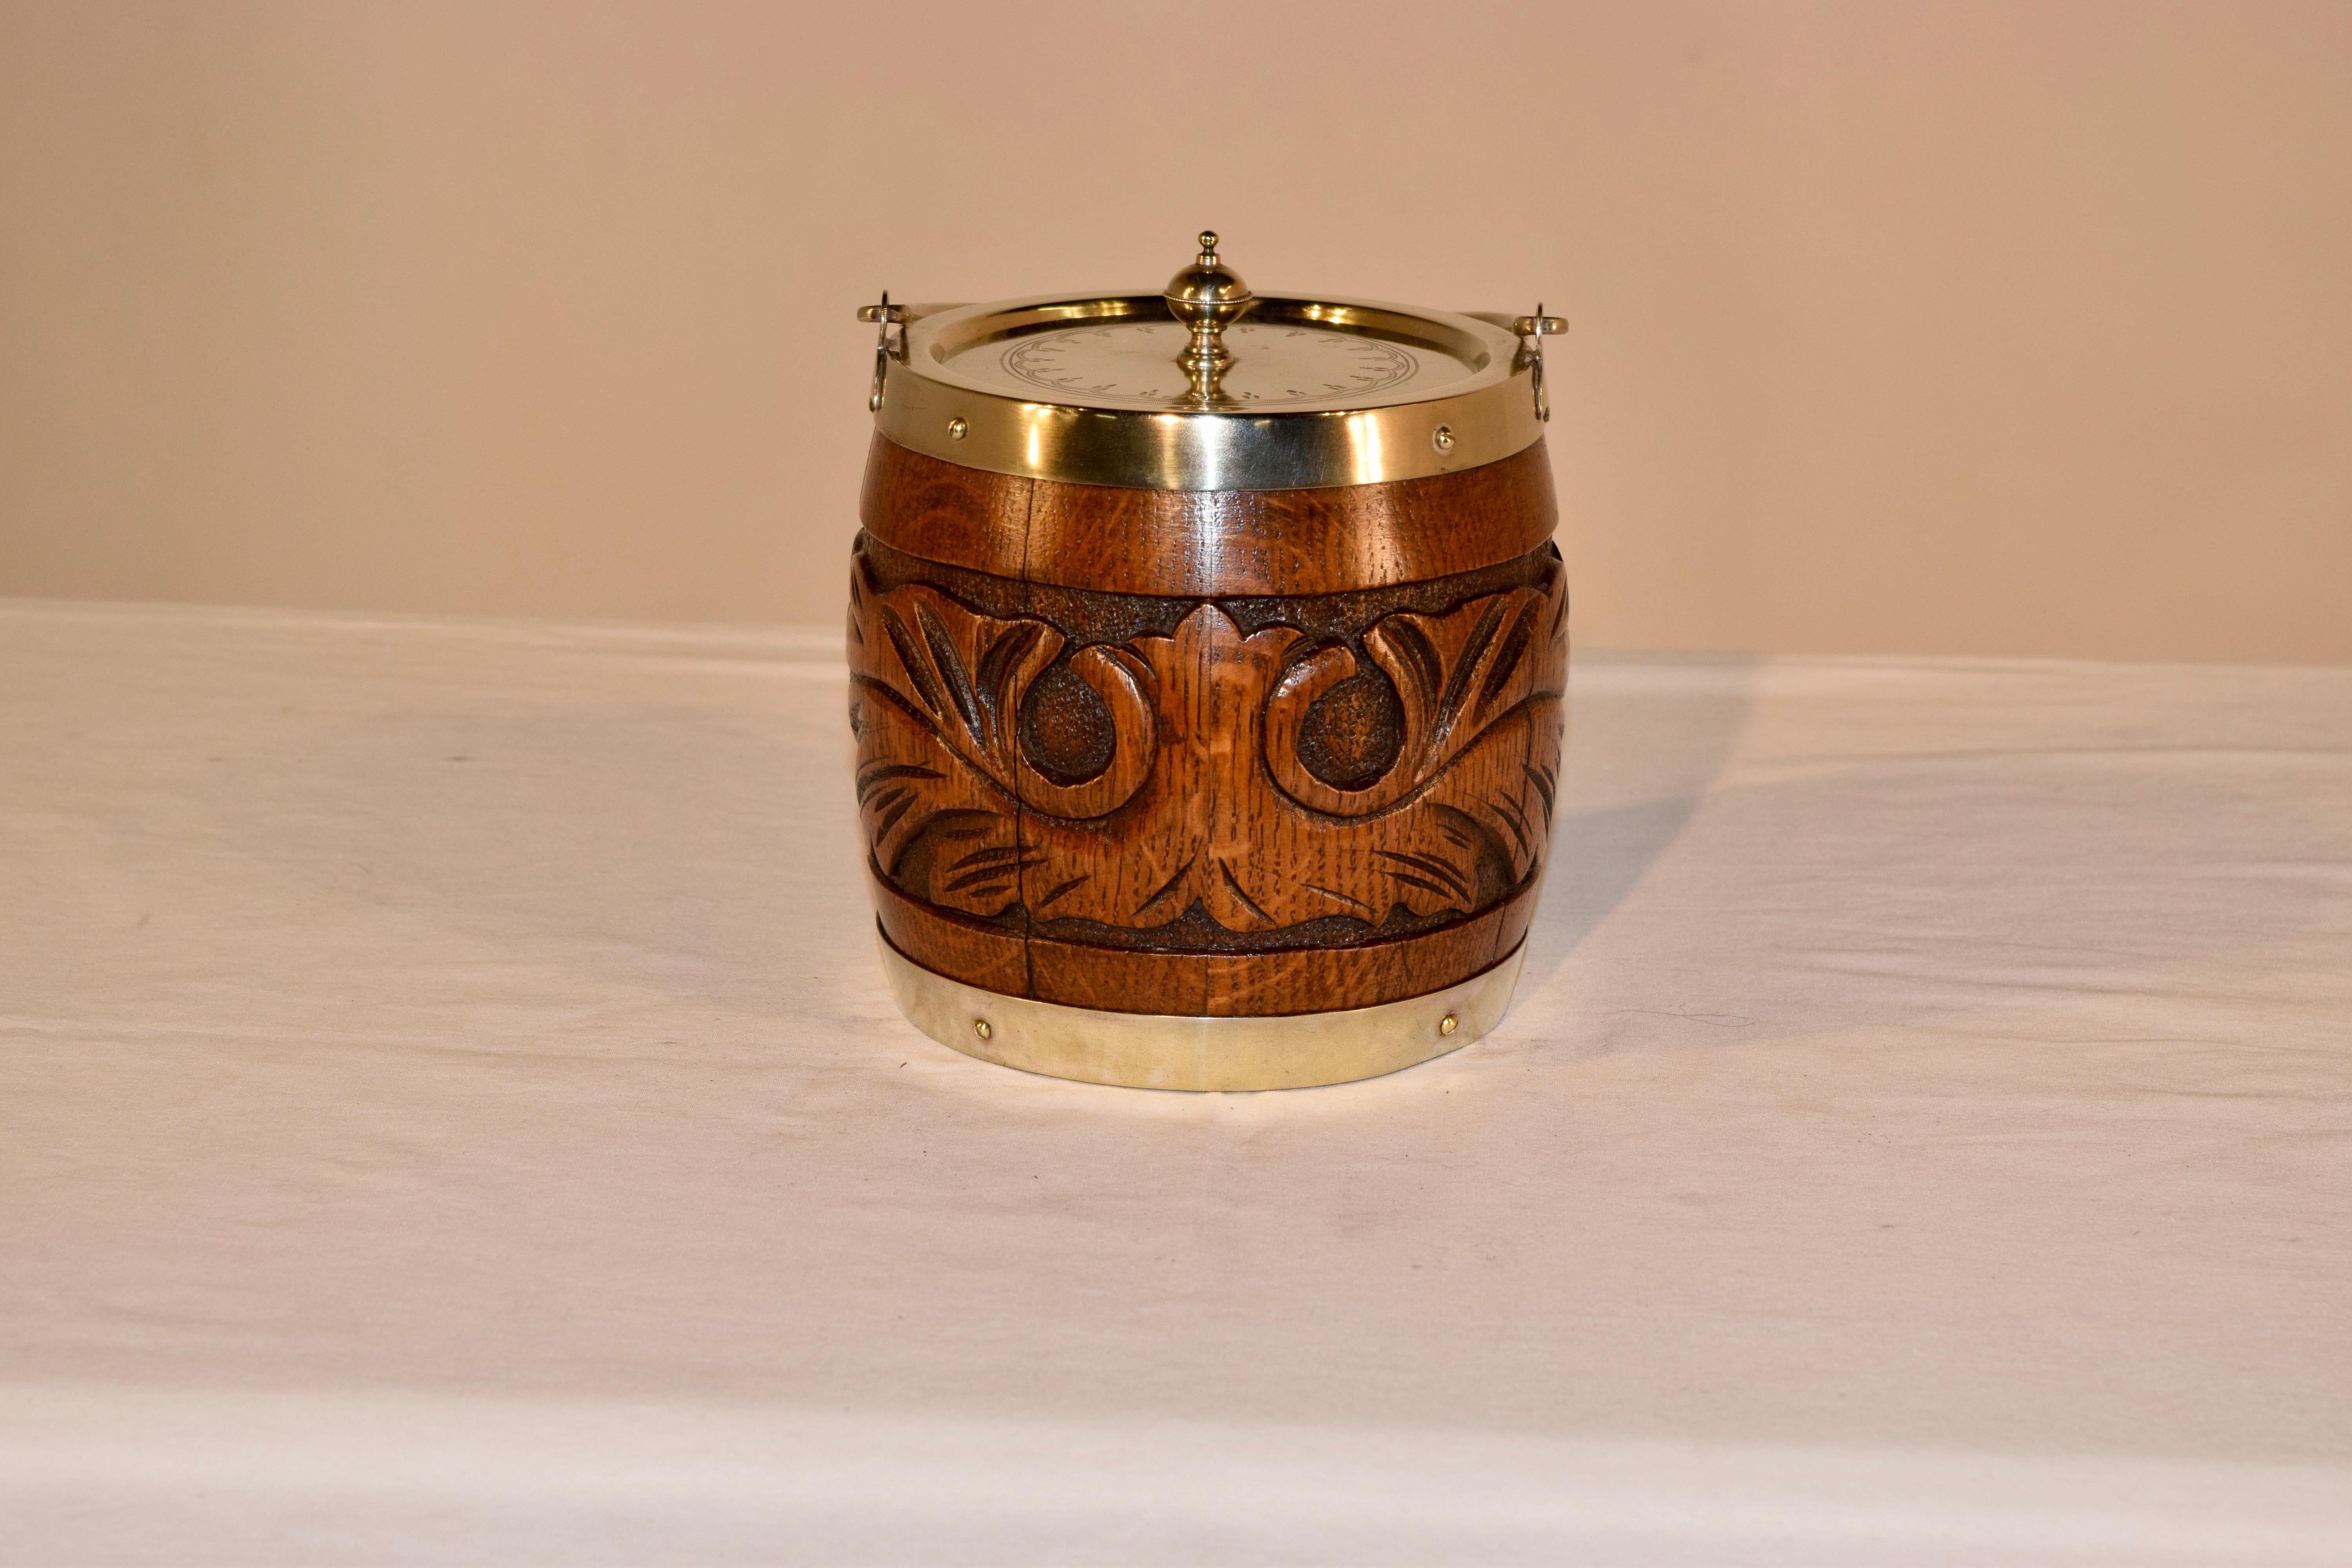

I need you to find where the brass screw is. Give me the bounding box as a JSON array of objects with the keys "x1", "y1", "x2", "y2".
[
  {"x1": 973, "y1": 1018, "x2": 992, "y2": 1040},
  {"x1": 1439, "y1": 1013, "x2": 1459, "y2": 1036},
  {"x1": 1432, "y1": 425, "x2": 1454, "y2": 452},
  {"x1": 947, "y1": 416, "x2": 969, "y2": 440}
]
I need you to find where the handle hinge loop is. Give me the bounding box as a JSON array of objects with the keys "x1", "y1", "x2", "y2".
[
  {"x1": 858, "y1": 293, "x2": 907, "y2": 412},
  {"x1": 1512, "y1": 307, "x2": 1568, "y2": 423}
]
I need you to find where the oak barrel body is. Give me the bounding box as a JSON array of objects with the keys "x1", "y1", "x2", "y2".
[
  {"x1": 849, "y1": 433, "x2": 1568, "y2": 1056},
  {"x1": 850, "y1": 234, "x2": 1571, "y2": 1087}
]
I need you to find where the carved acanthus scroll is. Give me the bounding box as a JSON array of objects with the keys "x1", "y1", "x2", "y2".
[{"x1": 848, "y1": 537, "x2": 1566, "y2": 953}]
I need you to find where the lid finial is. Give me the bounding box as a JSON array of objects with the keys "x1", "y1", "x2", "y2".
[{"x1": 1163, "y1": 229, "x2": 1258, "y2": 403}]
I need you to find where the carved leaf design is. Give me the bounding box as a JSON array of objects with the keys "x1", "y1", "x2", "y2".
[
  {"x1": 1265, "y1": 581, "x2": 1563, "y2": 818},
  {"x1": 850, "y1": 552, "x2": 1568, "y2": 942},
  {"x1": 848, "y1": 564, "x2": 1155, "y2": 918},
  {"x1": 851, "y1": 573, "x2": 1154, "y2": 822},
  {"x1": 1015, "y1": 604, "x2": 1309, "y2": 933},
  {"x1": 849, "y1": 695, "x2": 1022, "y2": 918}
]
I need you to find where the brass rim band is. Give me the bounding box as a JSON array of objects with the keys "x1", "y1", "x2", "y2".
[
  {"x1": 874, "y1": 293, "x2": 1543, "y2": 491},
  {"x1": 876, "y1": 930, "x2": 1530, "y2": 1092}
]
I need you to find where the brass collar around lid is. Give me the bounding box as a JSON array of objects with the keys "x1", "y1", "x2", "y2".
[
  {"x1": 1162, "y1": 230, "x2": 1257, "y2": 405},
  {"x1": 857, "y1": 230, "x2": 1557, "y2": 490}
]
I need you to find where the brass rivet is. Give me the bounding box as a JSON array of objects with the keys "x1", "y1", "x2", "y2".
[
  {"x1": 973, "y1": 1018, "x2": 992, "y2": 1040},
  {"x1": 1432, "y1": 425, "x2": 1454, "y2": 452},
  {"x1": 1439, "y1": 1013, "x2": 1459, "y2": 1036},
  {"x1": 947, "y1": 416, "x2": 969, "y2": 440}
]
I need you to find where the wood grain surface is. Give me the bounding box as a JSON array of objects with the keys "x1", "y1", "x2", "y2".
[
  {"x1": 871, "y1": 870, "x2": 1541, "y2": 1018},
  {"x1": 849, "y1": 504, "x2": 1567, "y2": 1016},
  {"x1": 860, "y1": 434, "x2": 1558, "y2": 597}
]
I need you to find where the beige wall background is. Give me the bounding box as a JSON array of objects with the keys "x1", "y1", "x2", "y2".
[{"x1": 1, "y1": 1, "x2": 2346, "y2": 662}]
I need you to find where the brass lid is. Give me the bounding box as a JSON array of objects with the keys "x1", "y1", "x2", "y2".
[{"x1": 858, "y1": 232, "x2": 1565, "y2": 491}]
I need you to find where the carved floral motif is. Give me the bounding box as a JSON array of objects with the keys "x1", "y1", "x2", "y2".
[{"x1": 848, "y1": 542, "x2": 1566, "y2": 951}]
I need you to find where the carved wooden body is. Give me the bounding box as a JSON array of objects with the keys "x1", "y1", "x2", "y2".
[{"x1": 849, "y1": 436, "x2": 1566, "y2": 1018}]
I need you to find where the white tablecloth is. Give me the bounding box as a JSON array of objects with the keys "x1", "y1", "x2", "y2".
[{"x1": 4, "y1": 599, "x2": 2348, "y2": 1565}]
